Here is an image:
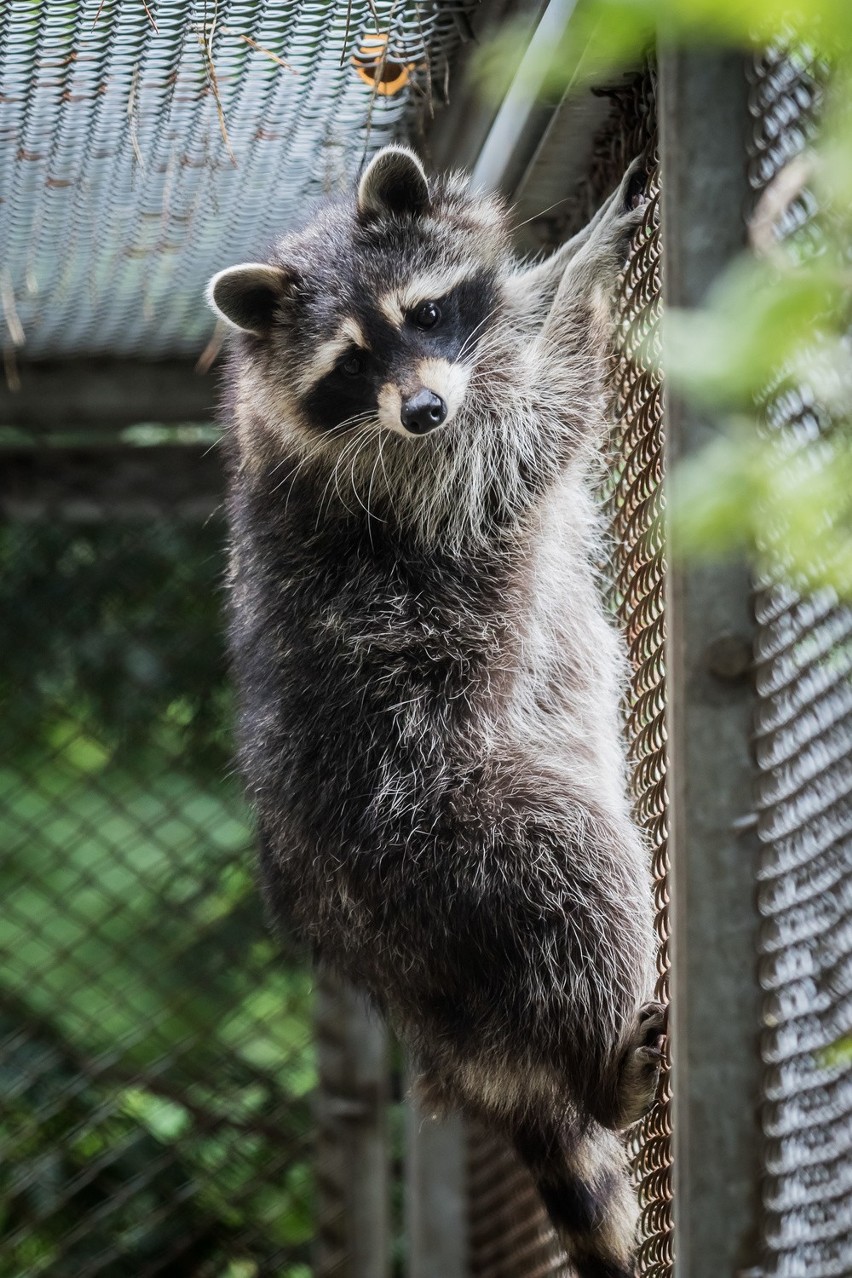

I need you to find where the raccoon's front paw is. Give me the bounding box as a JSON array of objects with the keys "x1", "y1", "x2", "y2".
[
  {"x1": 621, "y1": 156, "x2": 650, "y2": 213},
  {"x1": 615, "y1": 1000, "x2": 667, "y2": 1127},
  {"x1": 614, "y1": 162, "x2": 650, "y2": 249}
]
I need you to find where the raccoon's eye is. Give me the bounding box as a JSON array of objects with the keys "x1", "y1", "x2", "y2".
[
  {"x1": 412, "y1": 300, "x2": 441, "y2": 330},
  {"x1": 340, "y1": 352, "x2": 365, "y2": 378}
]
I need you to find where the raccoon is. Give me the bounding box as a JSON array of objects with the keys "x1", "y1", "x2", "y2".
[{"x1": 207, "y1": 145, "x2": 665, "y2": 1276}]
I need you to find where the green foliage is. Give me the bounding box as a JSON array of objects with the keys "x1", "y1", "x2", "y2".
[
  {"x1": 819, "y1": 1033, "x2": 852, "y2": 1067},
  {"x1": 0, "y1": 521, "x2": 315, "y2": 1275},
  {"x1": 669, "y1": 423, "x2": 852, "y2": 595},
  {"x1": 478, "y1": 0, "x2": 852, "y2": 598},
  {"x1": 0, "y1": 522, "x2": 235, "y2": 775},
  {"x1": 476, "y1": 0, "x2": 852, "y2": 101},
  {"x1": 663, "y1": 254, "x2": 850, "y2": 408}
]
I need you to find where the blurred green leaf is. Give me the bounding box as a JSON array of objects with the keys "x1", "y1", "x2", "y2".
[
  {"x1": 120, "y1": 1088, "x2": 192, "y2": 1143},
  {"x1": 663, "y1": 254, "x2": 849, "y2": 407},
  {"x1": 819, "y1": 1034, "x2": 852, "y2": 1067},
  {"x1": 0, "y1": 521, "x2": 315, "y2": 1272},
  {"x1": 475, "y1": 0, "x2": 852, "y2": 101},
  {"x1": 669, "y1": 423, "x2": 852, "y2": 595},
  {"x1": 477, "y1": 0, "x2": 852, "y2": 595}
]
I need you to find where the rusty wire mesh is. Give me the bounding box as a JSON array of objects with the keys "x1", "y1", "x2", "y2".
[
  {"x1": 748, "y1": 51, "x2": 852, "y2": 1278},
  {"x1": 606, "y1": 85, "x2": 672, "y2": 1278},
  {"x1": 0, "y1": 0, "x2": 475, "y2": 361},
  {"x1": 466, "y1": 71, "x2": 672, "y2": 1278}
]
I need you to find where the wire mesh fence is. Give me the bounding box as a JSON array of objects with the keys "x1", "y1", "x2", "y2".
[
  {"x1": 606, "y1": 82, "x2": 672, "y2": 1278},
  {"x1": 4, "y1": 12, "x2": 850, "y2": 1278},
  {"x1": 1, "y1": 6, "x2": 476, "y2": 1269},
  {"x1": 0, "y1": 0, "x2": 476, "y2": 361},
  {"x1": 465, "y1": 69, "x2": 673, "y2": 1278},
  {"x1": 0, "y1": 515, "x2": 318, "y2": 1276},
  {"x1": 748, "y1": 50, "x2": 852, "y2": 1278},
  {"x1": 1, "y1": 7, "x2": 480, "y2": 1267},
  {"x1": 465, "y1": 44, "x2": 851, "y2": 1278},
  {"x1": 466, "y1": 49, "x2": 849, "y2": 1278}
]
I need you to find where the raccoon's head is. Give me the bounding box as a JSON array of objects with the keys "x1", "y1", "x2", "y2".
[{"x1": 207, "y1": 147, "x2": 510, "y2": 450}]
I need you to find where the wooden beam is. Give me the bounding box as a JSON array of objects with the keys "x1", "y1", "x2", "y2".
[
  {"x1": 660, "y1": 48, "x2": 764, "y2": 1278},
  {"x1": 405, "y1": 1096, "x2": 467, "y2": 1278},
  {"x1": 0, "y1": 445, "x2": 225, "y2": 520},
  {"x1": 1, "y1": 359, "x2": 217, "y2": 434}
]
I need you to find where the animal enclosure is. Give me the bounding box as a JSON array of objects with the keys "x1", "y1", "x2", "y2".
[{"x1": 1, "y1": 4, "x2": 849, "y2": 1278}]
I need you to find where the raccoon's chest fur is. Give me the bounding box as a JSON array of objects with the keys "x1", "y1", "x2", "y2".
[
  {"x1": 231, "y1": 466, "x2": 524, "y2": 843},
  {"x1": 230, "y1": 455, "x2": 629, "y2": 960}
]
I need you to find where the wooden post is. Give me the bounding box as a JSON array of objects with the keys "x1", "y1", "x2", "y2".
[
  {"x1": 405, "y1": 1088, "x2": 467, "y2": 1278},
  {"x1": 313, "y1": 974, "x2": 391, "y2": 1278},
  {"x1": 660, "y1": 49, "x2": 765, "y2": 1278}
]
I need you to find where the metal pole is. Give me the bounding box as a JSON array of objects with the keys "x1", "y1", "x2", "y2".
[
  {"x1": 659, "y1": 49, "x2": 764, "y2": 1278},
  {"x1": 313, "y1": 973, "x2": 391, "y2": 1278},
  {"x1": 469, "y1": 0, "x2": 579, "y2": 195}
]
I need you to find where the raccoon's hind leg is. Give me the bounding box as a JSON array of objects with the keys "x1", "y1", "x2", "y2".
[{"x1": 514, "y1": 1119, "x2": 639, "y2": 1278}]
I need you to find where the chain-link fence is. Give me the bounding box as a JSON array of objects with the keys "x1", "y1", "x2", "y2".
[
  {"x1": 463, "y1": 46, "x2": 849, "y2": 1278},
  {"x1": 607, "y1": 81, "x2": 672, "y2": 1278},
  {"x1": 0, "y1": 0, "x2": 476, "y2": 360},
  {"x1": 748, "y1": 50, "x2": 852, "y2": 1277},
  {"x1": 463, "y1": 67, "x2": 672, "y2": 1278},
  {"x1": 0, "y1": 4, "x2": 475, "y2": 1274},
  {"x1": 3, "y1": 10, "x2": 850, "y2": 1278},
  {"x1": 0, "y1": 515, "x2": 317, "y2": 1276}
]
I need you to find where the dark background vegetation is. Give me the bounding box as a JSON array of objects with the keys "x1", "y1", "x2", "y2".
[{"x1": 0, "y1": 520, "x2": 314, "y2": 1277}]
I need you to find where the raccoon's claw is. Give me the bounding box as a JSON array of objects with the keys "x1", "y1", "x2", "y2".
[
  {"x1": 535, "y1": 155, "x2": 651, "y2": 318},
  {"x1": 614, "y1": 1001, "x2": 667, "y2": 1127},
  {"x1": 622, "y1": 157, "x2": 650, "y2": 212},
  {"x1": 589, "y1": 158, "x2": 649, "y2": 264},
  {"x1": 637, "y1": 999, "x2": 667, "y2": 1047}
]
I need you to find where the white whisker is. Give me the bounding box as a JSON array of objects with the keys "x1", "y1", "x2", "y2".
[{"x1": 456, "y1": 304, "x2": 501, "y2": 363}]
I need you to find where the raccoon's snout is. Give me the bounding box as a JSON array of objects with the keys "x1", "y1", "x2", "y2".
[{"x1": 400, "y1": 389, "x2": 447, "y2": 435}]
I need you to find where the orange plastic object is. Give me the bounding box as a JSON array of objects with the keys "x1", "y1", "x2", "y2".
[{"x1": 351, "y1": 32, "x2": 415, "y2": 96}]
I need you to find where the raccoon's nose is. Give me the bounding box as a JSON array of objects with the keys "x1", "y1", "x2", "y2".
[{"x1": 400, "y1": 389, "x2": 447, "y2": 435}]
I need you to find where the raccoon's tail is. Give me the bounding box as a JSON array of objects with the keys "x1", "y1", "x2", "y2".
[{"x1": 514, "y1": 1120, "x2": 638, "y2": 1278}]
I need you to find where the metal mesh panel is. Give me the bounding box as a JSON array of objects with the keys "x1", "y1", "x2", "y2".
[
  {"x1": 466, "y1": 72, "x2": 672, "y2": 1278},
  {"x1": 1, "y1": 7, "x2": 476, "y2": 1264},
  {"x1": 748, "y1": 51, "x2": 852, "y2": 1278},
  {"x1": 0, "y1": 0, "x2": 475, "y2": 360},
  {"x1": 0, "y1": 514, "x2": 316, "y2": 1276},
  {"x1": 1, "y1": 45, "x2": 678, "y2": 1278},
  {"x1": 606, "y1": 80, "x2": 672, "y2": 1278}
]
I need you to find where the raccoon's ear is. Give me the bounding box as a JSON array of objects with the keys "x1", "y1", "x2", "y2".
[
  {"x1": 357, "y1": 145, "x2": 430, "y2": 220},
  {"x1": 206, "y1": 263, "x2": 298, "y2": 337}
]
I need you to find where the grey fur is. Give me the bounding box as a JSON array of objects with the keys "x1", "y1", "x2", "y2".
[{"x1": 209, "y1": 147, "x2": 663, "y2": 1274}]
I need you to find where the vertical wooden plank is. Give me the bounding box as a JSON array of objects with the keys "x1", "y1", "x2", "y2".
[
  {"x1": 406, "y1": 1091, "x2": 467, "y2": 1278},
  {"x1": 314, "y1": 973, "x2": 391, "y2": 1278},
  {"x1": 659, "y1": 49, "x2": 764, "y2": 1278}
]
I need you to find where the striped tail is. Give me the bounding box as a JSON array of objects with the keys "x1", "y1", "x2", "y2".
[{"x1": 514, "y1": 1121, "x2": 638, "y2": 1278}]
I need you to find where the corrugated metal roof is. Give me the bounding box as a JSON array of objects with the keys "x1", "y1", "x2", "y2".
[{"x1": 0, "y1": 0, "x2": 475, "y2": 359}]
